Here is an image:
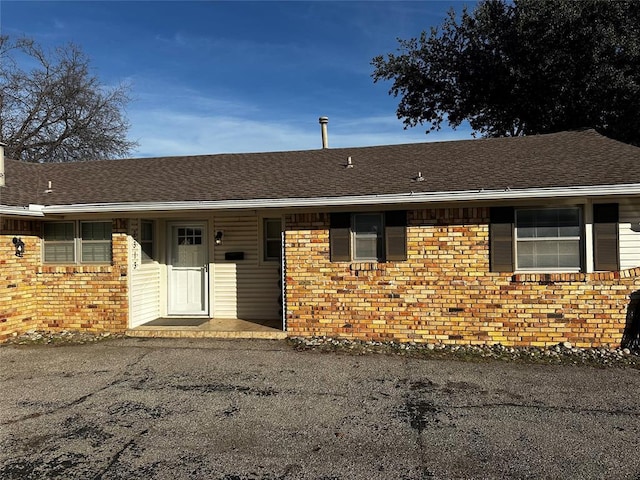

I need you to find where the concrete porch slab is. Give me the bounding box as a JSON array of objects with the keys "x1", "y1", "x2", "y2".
[{"x1": 126, "y1": 318, "x2": 287, "y2": 340}]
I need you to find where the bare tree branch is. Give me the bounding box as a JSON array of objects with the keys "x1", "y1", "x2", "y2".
[{"x1": 0, "y1": 35, "x2": 137, "y2": 162}]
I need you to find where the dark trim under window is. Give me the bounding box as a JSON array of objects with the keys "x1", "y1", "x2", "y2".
[{"x1": 330, "y1": 211, "x2": 407, "y2": 262}]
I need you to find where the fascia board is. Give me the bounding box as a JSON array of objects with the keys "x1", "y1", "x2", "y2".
[{"x1": 40, "y1": 183, "x2": 640, "y2": 214}]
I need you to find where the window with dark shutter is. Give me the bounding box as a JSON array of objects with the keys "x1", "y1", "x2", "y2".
[
  {"x1": 490, "y1": 207, "x2": 514, "y2": 272},
  {"x1": 593, "y1": 203, "x2": 619, "y2": 271},
  {"x1": 330, "y1": 212, "x2": 351, "y2": 262},
  {"x1": 385, "y1": 210, "x2": 407, "y2": 261},
  {"x1": 329, "y1": 210, "x2": 407, "y2": 262}
]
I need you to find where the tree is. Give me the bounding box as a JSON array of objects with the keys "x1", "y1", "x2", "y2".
[
  {"x1": 372, "y1": 0, "x2": 640, "y2": 146},
  {"x1": 0, "y1": 36, "x2": 137, "y2": 162}
]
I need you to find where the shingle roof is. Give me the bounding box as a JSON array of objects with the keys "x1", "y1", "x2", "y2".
[{"x1": 2, "y1": 129, "x2": 640, "y2": 208}]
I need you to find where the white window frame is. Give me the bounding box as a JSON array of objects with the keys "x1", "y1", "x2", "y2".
[
  {"x1": 514, "y1": 207, "x2": 582, "y2": 272},
  {"x1": 80, "y1": 221, "x2": 112, "y2": 264},
  {"x1": 43, "y1": 220, "x2": 113, "y2": 265},
  {"x1": 262, "y1": 217, "x2": 283, "y2": 262},
  {"x1": 351, "y1": 212, "x2": 384, "y2": 262},
  {"x1": 42, "y1": 222, "x2": 76, "y2": 263},
  {"x1": 140, "y1": 220, "x2": 156, "y2": 263}
]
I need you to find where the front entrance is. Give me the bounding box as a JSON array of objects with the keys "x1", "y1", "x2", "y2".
[{"x1": 167, "y1": 223, "x2": 209, "y2": 315}]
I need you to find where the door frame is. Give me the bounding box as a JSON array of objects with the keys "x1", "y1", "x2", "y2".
[{"x1": 166, "y1": 221, "x2": 210, "y2": 316}]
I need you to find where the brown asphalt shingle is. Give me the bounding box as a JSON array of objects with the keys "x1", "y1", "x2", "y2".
[{"x1": 2, "y1": 129, "x2": 640, "y2": 207}]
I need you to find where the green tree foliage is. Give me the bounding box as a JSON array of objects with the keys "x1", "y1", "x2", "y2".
[
  {"x1": 0, "y1": 36, "x2": 137, "y2": 162},
  {"x1": 372, "y1": 0, "x2": 640, "y2": 145}
]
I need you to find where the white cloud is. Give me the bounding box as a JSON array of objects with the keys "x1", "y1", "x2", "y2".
[{"x1": 128, "y1": 105, "x2": 472, "y2": 158}]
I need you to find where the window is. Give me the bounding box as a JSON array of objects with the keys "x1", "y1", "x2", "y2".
[
  {"x1": 43, "y1": 221, "x2": 112, "y2": 264},
  {"x1": 43, "y1": 222, "x2": 75, "y2": 263},
  {"x1": 81, "y1": 222, "x2": 112, "y2": 263},
  {"x1": 353, "y1": 213, "x2": 384, "y2": 261},
  {"x1": 515, "y1": 208, "x2": 581, "y2": 271},
  {"x1": 140, "y1": 220, "x2": 155, "y2": 262},
  {"x1": 263, "y1": 218, "x2": 282, "y2": 261},
  {"x1": 330, "y1": 211, "x2": 407, "y2": 262},
  {"x1": 491, "y1": 205, "x2": 621, "y2": 274}
]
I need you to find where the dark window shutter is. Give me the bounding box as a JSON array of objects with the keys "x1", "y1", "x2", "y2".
[
  {"x1": 593, "y1": 204, "x2": 619, "y2": 271},
  {"x1": 385, "y1": 211, "x2": 407, "y2": 261},
  {"x1": 490, "y1": 207, "x2": 514, "y2": 272},
  {"x1": 330, "y1": 213, "x2": 351, "y2": 262}
]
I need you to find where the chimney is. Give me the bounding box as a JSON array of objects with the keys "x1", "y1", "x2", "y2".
[
  {"x1": 0, "y1": 142, "x2": 5, "y2": 188},
  {"x1": 319, "y1": 116, "x2": 329, "y2": 149}
]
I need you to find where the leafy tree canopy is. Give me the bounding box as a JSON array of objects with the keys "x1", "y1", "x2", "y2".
[
  {"x1": 0, "y1": 36, "x2": 137, "y2": 162},
  {"x1": 372, "y1": 0, "x2": 640, "y2": 145}
]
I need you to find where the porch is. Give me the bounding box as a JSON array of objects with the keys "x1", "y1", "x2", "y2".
[{"x1": 126, "y1": 317, "x2": 287, "y2": 340}]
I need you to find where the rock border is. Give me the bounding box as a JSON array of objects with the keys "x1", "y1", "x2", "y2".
[
  {"x1": 4, "y1": 331, "x2": 640, "y2": 367},
  {"x1": 287, "y1": 336, "x2": 640, "y2": 367},
  {"x1": 2, "y1": 330, "x2": 126, "y2": 345}
]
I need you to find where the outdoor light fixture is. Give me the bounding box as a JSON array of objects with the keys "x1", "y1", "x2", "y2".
[
  {"x1": 215, "y1": 231, "x2": 224, "y2": 245},
  {"x1": 12, "y1": 237, "x2": 25, "y2": 257}
]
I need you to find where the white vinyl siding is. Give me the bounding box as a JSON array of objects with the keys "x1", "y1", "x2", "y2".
[
  {"x1": 130, "y1": 265, "x2": 161, "y2": 327},
  {"x1": 212, "y1": 214, "x2": 280, "y2": 320},
  {"x1": 128, "y1": 219, "x2": 161, "y2": 327},
  {"x1": 619, "y1": 199, "x2": 640, "y2": 270}
]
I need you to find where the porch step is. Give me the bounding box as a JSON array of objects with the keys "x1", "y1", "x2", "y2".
[{"x1": 125, "y1": 329, "x2": 288, "y2": 340}]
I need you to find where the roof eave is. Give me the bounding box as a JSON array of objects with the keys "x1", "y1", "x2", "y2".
[
  {"x1": 39, "y1": 183, "x2": 640, "y2": 214},
  {"x1": 0, "y1": 204, "x2": 45, "y2": 217}
]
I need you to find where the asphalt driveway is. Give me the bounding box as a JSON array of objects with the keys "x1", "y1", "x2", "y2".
[{"x1": 1, "y1": 338, "x2": 640, "y2": 479}]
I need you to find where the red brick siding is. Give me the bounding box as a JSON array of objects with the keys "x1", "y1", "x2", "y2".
[{"x1": 284, "y1": 209, "x2": 640, "y2": 347}]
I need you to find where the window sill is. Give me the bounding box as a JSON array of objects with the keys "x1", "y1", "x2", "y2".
[
  {"x1": 349, "y1": 262, "x2": 384, "y2": 272},
  {"x1": 38, "y1": 265, "x2": 119, "y2": 274},
  {"x1": 511, "y1": 272, "x2": 587, "y2": 284}
]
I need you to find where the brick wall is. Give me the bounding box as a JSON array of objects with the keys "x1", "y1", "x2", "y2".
[
  {"x1": 0, "y1": 218, "x2": 129, "y2": 340},
  {"x1": 284, "y1": 209, "x2": 640, "y2": 348},
  {"x1": 0, "y1": 219, "x2": 41, "y2": 340}
]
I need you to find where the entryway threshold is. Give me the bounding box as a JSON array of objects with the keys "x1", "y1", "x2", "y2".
[{"x1": 126, "y1": 317, "x2": 287, "y2": 340}]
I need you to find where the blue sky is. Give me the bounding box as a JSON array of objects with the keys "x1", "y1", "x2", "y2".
[{"x1": 1, "y1": 1, "x2": 476, "y2": 158}]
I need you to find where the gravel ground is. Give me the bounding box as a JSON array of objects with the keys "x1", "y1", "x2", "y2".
[{"x1": 1, "y1": 335, "x2": 640, "y2": 479}]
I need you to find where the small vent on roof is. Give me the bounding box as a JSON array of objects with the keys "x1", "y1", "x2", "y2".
[
  {"x1": 414, "y1": 171, "x2": 425, "y2": 182},
  {"x1": 44, "y1": 180, "x2": 53, "y2": 194},
  {"x1": 345, "y1": 156, "x2": 353, "y2": 168}
]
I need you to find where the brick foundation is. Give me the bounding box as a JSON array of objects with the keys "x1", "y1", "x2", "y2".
[{"x1": 284, "y1": 209, "x2": 640, "y2": 348}]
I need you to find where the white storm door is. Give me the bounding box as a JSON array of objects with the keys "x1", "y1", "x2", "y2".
[{"x1": 168, "y1": 223, "x2": 209, "y2": 315}]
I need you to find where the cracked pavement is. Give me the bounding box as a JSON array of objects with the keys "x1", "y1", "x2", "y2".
[{"x1": 1, "y1": 338, "x2": 640, "y2": 479}]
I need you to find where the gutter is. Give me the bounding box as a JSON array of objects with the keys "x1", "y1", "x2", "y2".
[
  {"x1": 26, "y1": 183, "x2": 640, "y2": 215},
  {"x1": 0, "y1": 204, "x2": 45, "y2": 217}
]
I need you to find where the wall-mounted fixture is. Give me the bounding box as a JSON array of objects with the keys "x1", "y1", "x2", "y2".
[
  {"x1": 215, "y1": 230, "x2": 224, "y2": 245},
  {"x1": 12, "y1": 237, "x2": 25, "y2": 257}
]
